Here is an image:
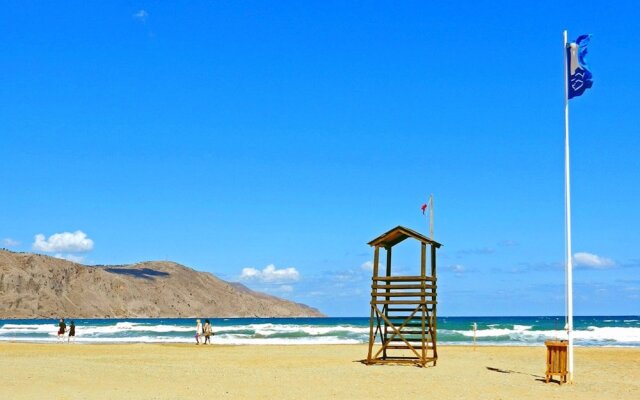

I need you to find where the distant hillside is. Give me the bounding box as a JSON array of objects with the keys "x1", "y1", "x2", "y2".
[{"x1": 0, "y1": 250, "x2": 323, "y2": 318}]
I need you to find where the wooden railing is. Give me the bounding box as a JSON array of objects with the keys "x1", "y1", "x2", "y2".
[
  {"x1": 368, "y1": 275, "x2": 438, "y2": 364},
  {"x1": 371, "y1": 276, "x2": 437, "y2": 305}
]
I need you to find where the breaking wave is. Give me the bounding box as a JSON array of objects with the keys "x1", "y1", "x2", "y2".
[{"x1": 0, "y1": 317, "x2": 638, "y2": 346}]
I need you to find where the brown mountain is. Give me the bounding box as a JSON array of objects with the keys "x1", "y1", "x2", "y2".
[{"x1": 0, "y1": 250, "x2": 323, "y2": 318}]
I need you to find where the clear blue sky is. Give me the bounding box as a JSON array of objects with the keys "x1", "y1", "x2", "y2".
[{"x1": 1, "y1": 1, "x2": 639, "y2": 316}]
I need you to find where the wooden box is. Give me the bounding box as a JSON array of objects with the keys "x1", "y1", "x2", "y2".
[{"x1": 545, "y1": 340, "x2": 568, "y2": 384}]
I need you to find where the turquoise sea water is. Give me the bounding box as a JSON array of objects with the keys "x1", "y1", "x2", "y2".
[{"x1": 1, "y1": 316, "x2": 638, "y2": 346}]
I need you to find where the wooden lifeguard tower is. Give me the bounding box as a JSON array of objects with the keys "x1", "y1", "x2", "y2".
[{"x1": 365, "y1": 226, "x2": 441, "y2": 367}]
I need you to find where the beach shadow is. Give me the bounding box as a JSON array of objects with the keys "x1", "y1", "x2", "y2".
[
  {"x1": 486, "y1": 366, "x2": 546, "y2": 381},
  {"x1": 540, "y1": 378, "x2": 564, "y2": 385},
  {"x1": 355, "y1": 359, "x2": 431, "y2": 368}
]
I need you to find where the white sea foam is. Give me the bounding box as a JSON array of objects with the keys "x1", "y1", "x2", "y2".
[
  {"x1": 1, "y1": 322, "x2": 198, "y2": 336},
  {"x1": 573, "y1": 327, "x2": 640, "y2": 343},
  {"x1": 0, "y1": 322, "x2": 368, "y2": 344},
  {"x1": 2, "y1": 321, "x2": 639, "y2": 346},
  {"x1": 0, "y1": 323, "x2": 57, "y2": 333},
  {"x1": 454, "y1": 325, "x2": 534, "y2": 338},
  {"x1": 451, "y1": 326, "x2": 640, "y2": 344},
  {"x1": 0, "y1": 334, "x2": 361, "y2": 345},
  {"x1": 0, "y1": 335, "x2": 190, "y2": 344},
  {"x1": 76, "y1": 323, "x2": 193, "y2": 335},
  {"x1": 238, "y1": 323, "x2": 368, "y2": 336},
  {"x1": 209, "y1": 323, "x2": 368, "y2": 340}
]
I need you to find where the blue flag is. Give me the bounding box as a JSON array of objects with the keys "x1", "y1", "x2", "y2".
[{"x1": 566, "y1": 34, "x2": 593, "y2": 99}]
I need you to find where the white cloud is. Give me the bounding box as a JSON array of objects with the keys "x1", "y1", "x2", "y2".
[
  {"x1": 278, "y1": 285, "x2": 294, "y2": 293},
  {"x1": 457, "y1": 247, "x2": 494, "y2": 256},
  {"x1": 360, "y1": 261, "x2": 374, "y2": 271},
  {"x1": 240, "y1": 268, "x2": 260, "y2": 279},
  {"x1": 360, "y1": 261, "x2": 383, "y2": 271},
  {"x1": 54, "y1": 254, "x2": 85, "y2": 264},
  {"x1": 260, "y1": 284, "x2": 294, "y2": 295},
  {"x1": 451, "y1": 264, "x2": 465, "y2": 272},
  {"x1": 33, "y1": 231, "x2": 94, "y2": 253},
  {"x1": 358, "y1": 261, "x2": 409, "y2": 276},
  {"x1": 2, "y1": 238, "x2": 19, "y2": 247},
  {"x1": 574, "y1": 252, "x2": 615, "y2": 269},
  {"x1": 450, "y1": 264, "x2": 465, "y2": 276},
  {"x1": 240, "y1": 264, "x2": 300, "y2": 283},
  {"x1": 133, "y1": 9, "x2": 148, "y2": 22}
]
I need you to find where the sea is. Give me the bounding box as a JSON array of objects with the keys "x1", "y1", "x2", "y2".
[{"x1": 1, "y1": 316, "x2": 638, "y2": 347}]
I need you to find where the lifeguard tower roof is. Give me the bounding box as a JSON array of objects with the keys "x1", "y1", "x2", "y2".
[{"x1": 367, "y1": 225, "x2": 442, "y2": 248}]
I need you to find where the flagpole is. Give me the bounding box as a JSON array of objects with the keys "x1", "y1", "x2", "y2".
[
  {"x1": 429, "y1": 194, "x2": 434, "y2": 239},
  {"x1": 563, "y1": 29, "x2": 574, "y2": 383}
]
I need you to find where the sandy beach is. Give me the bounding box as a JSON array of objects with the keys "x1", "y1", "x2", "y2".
[{"x1": 1, "y1": 343, "x2": 638, "y2": 399}]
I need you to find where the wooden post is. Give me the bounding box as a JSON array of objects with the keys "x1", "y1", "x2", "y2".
[
  {"x1": 373, "y1": 246, "x2": 380, "y2": 277},
  {"x1": 473, "y1": 322, "x2": 477, "y2": 350},
  {"x1": 384, "y1": 247, "x2": 392, "y2": 359},
  {"x1": 431, "y1": 245, "x2": 438, "y2": 364},
  {"x1": 430, "y1": 245, "x2": 436, "y2": 277},
  {"x1": 367, "y1": 246, "x2": 380, "y2": 363},
  {"x1": 421, "y1": 243, "x2": 426, "y2": 276},
  {"x1": 420, "y1": 243, "x2": 427, "y2": 364}
]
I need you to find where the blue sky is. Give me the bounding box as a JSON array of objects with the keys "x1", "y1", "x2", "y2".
[{"x1": 1, "y1": 1, "x2": 639, "y2": 316}]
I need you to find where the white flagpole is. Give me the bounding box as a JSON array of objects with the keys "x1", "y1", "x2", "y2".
[
  {"x1": 563, "y1": 29, "x2": 574, "y2": 383},
  {"x1": 429, "y1": 194, "x2": 434, "y2": 239}
]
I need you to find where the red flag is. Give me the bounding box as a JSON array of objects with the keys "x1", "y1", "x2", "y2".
[{"x1": 421, "y1": 203, "x2": 427, "y2": 214}]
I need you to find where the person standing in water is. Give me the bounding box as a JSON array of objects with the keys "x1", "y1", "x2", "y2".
[
  {"x1": 195, "y1": 319, "x2": 203, "y2": 345},
  {"x1": 57, "y1": 319, "x2": 66, "y2": 342},
  {"x1": 203, "y1": 319, "x2": 212, "y2": 345},
  {"x1": 68, "y1": 321, "x2": 76, "y2": 343}
]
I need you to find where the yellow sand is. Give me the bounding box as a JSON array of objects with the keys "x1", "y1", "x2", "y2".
[{"x1": 2, "y1": 343, "x2": 638, "y2": 399}]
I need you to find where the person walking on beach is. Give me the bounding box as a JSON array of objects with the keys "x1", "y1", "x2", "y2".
[
  {"x1": 68, "y1": 321, "x2": 76, "y2": 343},
  {"x1": 203, "y1": 319, "x2": 212, "y2": 345},
  {"x1": 195, "y1": 319, "x2": 203, "y2": 345},
  {"x1": 57, "y1": 319, "x2": 66, "y2": 342}
]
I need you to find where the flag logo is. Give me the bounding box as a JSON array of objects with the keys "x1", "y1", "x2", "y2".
[
  {"x1": 566, "y1": 34, "x2": 593, "y2": 99},
  {"x1": 421, "y1": 203, "x2": 427, "y2": 214}
]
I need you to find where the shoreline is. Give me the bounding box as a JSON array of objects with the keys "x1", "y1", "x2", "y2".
[
  {"x1": 2, "y1": 315, "x2": 637, "y2": 320},
  {"x1": 1, "y1": 339, "x2": 639, "y2": 348},
  {"x1": 2, "y1": 343, "x2": 638, "y2": 399},
  {"x1": 3, "y1": 316, "x2": 638, "y2": 348}
]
